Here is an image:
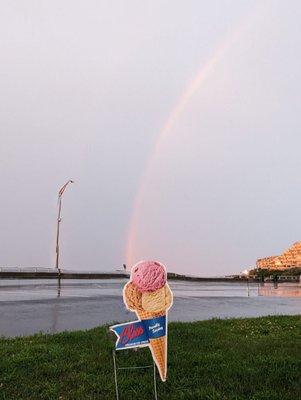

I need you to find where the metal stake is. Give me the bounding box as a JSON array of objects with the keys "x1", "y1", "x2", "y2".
[
  {"x1": 112, "y1": 350, "x2": 119, "y2": 400},
  {"x1": 112, "y1": 350, "x2": 158, "y2": 400},
  {"x1": 153, "y1": 362, "x2": 158, "y2": 400}
]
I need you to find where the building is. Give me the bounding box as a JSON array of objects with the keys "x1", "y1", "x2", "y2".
[{"x1": 256, "y1": 241, "x2": 301, "y2": 270}]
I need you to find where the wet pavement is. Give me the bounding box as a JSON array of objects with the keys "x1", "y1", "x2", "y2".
[{"x1": 0, "y1": 279, "x2": 300, "y2": 337}]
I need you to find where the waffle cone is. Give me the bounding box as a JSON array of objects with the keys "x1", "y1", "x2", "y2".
[{"x1": 136, "y1": 309, "x2": 168, "y2": 381}]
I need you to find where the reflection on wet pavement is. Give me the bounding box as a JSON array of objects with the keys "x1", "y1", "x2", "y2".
[{"x1": 0, "y1": 279, "x2": 300, "y2": 337}]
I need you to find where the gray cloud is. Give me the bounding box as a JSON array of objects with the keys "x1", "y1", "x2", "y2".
[{"x1": 0, "y1": 1, "x2": 300, "y2": 275}]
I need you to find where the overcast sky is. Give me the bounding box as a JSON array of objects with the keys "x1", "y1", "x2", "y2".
[{"x1": 1, "y1": 1, "x2": 300, "y2": 276}]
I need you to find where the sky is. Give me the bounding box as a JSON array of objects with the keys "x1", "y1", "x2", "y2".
[{"x1": 0, "y1": 1, "x2": 300, "y2": 276}]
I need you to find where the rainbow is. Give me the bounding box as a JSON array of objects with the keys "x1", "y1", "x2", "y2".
[{"x1": 125, "y1": 5, "x2": 262, "y2": 266}]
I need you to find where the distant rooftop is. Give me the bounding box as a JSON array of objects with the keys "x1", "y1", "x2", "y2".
[{"x1": 257, "y1": 241, "x2": 301, "y2": 270}]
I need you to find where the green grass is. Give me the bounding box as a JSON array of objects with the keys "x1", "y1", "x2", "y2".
[{"x1": 0, "y1": 316, "x2": 300, "y2": 400}]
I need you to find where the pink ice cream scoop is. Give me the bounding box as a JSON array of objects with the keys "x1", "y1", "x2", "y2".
[{"x1": 131, "y1": 260, "x2": 166, "y2": 292}]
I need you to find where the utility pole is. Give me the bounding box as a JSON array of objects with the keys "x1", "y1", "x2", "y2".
[{"x1": 55, "y1": 180, "x2": 74, "y2": 276}]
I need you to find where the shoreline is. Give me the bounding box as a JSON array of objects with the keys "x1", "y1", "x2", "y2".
[
  {"x1": 0, "y1": 271, "x2": 299, "y2": 284},
  {"x1": 0, "y1": 271, "x2": 253, "y2": 282}
]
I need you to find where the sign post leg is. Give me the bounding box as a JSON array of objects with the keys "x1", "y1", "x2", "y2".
[
  {"x1": 112, "y1": 350, "x2": 158, "y2": 399},
  {"x1": 112, "y1": 350, "x2": 119, "y2": 400},
  {"x1": 153, "y1": 362, "x2": 158, "y2": 400}
]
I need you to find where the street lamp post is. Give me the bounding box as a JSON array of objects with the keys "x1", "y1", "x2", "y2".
[{"x1": 55, "y1": 180, "x2": 74, "y2": 274}]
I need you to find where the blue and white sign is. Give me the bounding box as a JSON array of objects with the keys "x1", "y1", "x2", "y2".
[{"x1": 110, "y1": 316, "x2": 166, "y2": 350}]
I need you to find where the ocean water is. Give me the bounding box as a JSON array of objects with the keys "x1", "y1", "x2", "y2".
[{"x1": 0, "y1": 279, "x2": 300, "y2": 337}]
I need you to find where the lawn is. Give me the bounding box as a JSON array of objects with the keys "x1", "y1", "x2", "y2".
[{"x1": 0, "y1": 316, "x2": 300, "y2": 400}]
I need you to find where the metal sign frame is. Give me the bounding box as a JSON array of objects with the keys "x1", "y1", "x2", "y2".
[{"x1": 112, "y1": 350, "x2": 158, "y2": 400}]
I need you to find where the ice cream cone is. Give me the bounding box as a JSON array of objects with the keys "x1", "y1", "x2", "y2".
[{"x1": 136, "y1": 309, "x2": 168, "y2": 381}]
